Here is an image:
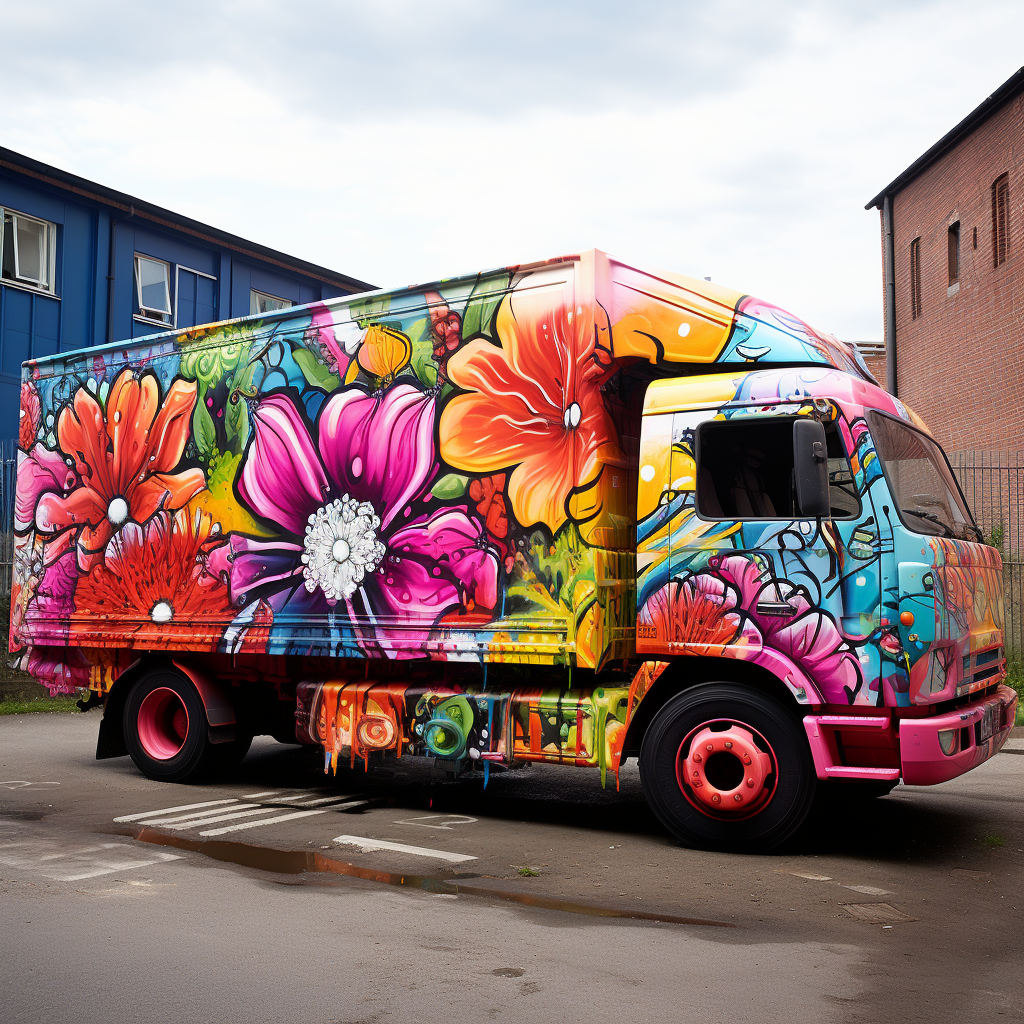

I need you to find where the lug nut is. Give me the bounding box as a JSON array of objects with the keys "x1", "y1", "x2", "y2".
[
  {"x1": 747, "y1": 778, "x2": 755, "y2": 787},
  {"x1": 742, "y1": 755, "x2": 751, "y2": 765},
  {"x1": 711, "y1": 794, "x2": 720, "y2": 803},
  {"x1": 706, "y1": 743, "x2": 714, "y2": 752},
  {"x1": 724, "y1": 741, "x2": 733, "y2": 749},
  {"x1": 693, "y1": 752, "x2": 702, "y2": 763},
  {"x1": 734, "y1": 794, "x2": 742, "y2": 802}
]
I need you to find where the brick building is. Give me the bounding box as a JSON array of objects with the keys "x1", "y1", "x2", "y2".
[{"x1": 866, "y1": 67, "x2": 1024, "y2": 455}]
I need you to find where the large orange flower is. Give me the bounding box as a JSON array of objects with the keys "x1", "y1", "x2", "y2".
[
  {"x1": 439, "y1": 294, "x2": 619, "y2": 533},
  {"x1": 36, "y1": 370, "x2": 204, "y2": 570}
]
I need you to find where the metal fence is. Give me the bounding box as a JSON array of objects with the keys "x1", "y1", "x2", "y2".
[{"x1": 950, "y1": 451, "x2": 1024, "y2": 658}]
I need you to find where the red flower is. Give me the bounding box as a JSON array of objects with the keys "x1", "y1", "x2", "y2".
[
  {"x1": 74, "y1": 508, "x2": 230, "y2": 645},
  {"x1": 19, "y1": 381, "x2": 40, "y2": 451},
  {"x1": 36, "y1": 370, "x2": 204, "y2": 570},
  {"x1": 425, "y1": 291, "x2": 462, "y2": 364},
  {"x1": 468, "y1": 473, "x2": 509, "y2": 540}
]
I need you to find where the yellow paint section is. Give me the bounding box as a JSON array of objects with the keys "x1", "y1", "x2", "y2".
[{"x1": 642, "y1": 373, "x2": 746, "y2": 415}]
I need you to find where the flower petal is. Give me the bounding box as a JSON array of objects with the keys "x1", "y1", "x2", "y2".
[
  {"x1": 145, "y1": 378, "x2": 199, "y2": 473},
  {"x1": 239, "y1": 394, "x2": 329, "y2": 534},
  {"x1": 318, "y1": 384, "x2": 436, "y2": 530},
  {"x1": 57, "y1": 386, "x2": 115, "y2": 497},
  {"x1": 107, "y1": 371, "x2": 160, "y2": 493},
  {"x1": 17, "y1": 445, "x2": 76, "y2": 532},
  {"x1": 131, "y1": 469, "x2": 206, "y2": 523}
]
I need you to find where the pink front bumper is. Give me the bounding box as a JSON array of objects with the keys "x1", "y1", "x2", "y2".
[{"x1": 899, "y1": 684, "x2": 1018, "y2": 786}]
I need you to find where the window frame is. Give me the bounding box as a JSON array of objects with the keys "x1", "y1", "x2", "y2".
[
  {"x1": 174, "y1": 264, "x2": 218, "y2": 329},
  {"x1": 133, "y1": 253, "x2": 174, "y2": 327},
  {"x1": 250, "y1": 288, "x2": 293, "y2": 316},
  {"x1": 947, "y1": 221, "x2": 960, "y2": 289},
  {"x1": 992, "y1": 173, "x2": 1010, "y2": 268},
  {"x1": 909, "y1": 236, "x2": 922, "y2": 319},
  {"x1": 0, "y1": 207, "x2": 58, "y2": 296}
]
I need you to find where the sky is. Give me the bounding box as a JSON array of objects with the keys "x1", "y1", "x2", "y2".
[{"x1": 2, "y1": 0, "x2": 1023, "y2": 341}]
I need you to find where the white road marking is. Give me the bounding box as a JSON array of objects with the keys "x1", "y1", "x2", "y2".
[
  {"x1": 394, "y1": 814, "x2": 478, "y2": 830},
  {"x1": 113, "y1": 799, "x2": 237, "y2": 822},
  {"x1": 293, "y1": 795, "x2": 358, "y2": 807},
  {"x1": 333, "y1": 836, "x2": 477, "y2": 863},
  {"x1": 788, "y1": 871, "x2": 833, "y2": 881},
  {"x1": 199, "y1": 809, "x2": 328, "y2": 836},
  {"x1": 844, "y1": 884, "x2": 892, "y2": 896},
  {"x1": 241, "y1": 790, "x2": 282, "y2": 800},
  {"x1": 161, "y1": 807, "x2": 276, "y2": 830},
  {"x1": 0, "y1": 841, "x2": 180, "y2": 882},
  {"x1": 1, "y1": 780, "x2": 60, "y2": 790}
]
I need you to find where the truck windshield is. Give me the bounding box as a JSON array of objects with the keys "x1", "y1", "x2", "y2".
[{"x1": 868, "y1": 411, "x2": 980, "y2": 542}]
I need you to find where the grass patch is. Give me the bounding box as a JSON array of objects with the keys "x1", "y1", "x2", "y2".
[
  {"x1": 0, "y1": 695, "x2": 81, "y2": 715},
  {"x1": 516, "y1": 866, "x2": 540, "y2": 877},
  {"x1": 1006, "y1": 654, "x2": 1024, "y2": 726},
  {"x1": 981, "y1": 834, "x2": 1005, "y2": 849}
]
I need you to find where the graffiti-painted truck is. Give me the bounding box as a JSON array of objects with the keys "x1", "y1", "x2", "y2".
[{"x1": 10, "y1": 249, "x2": 1016, "y2": 850}]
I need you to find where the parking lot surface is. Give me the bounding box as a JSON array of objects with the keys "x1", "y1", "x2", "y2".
[{"x1": 1, "y1": 711, "x2": 1022, "y2": 1023}]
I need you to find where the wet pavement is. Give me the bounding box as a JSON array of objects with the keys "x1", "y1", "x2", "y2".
[{"x1": 1, "y1": 711, "x2": 1022, "y2": 1023}]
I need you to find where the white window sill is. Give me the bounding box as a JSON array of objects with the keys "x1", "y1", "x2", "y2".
[
  {"x1": 947, "y1": 281, "x2": 960, "y2": 297},
  {"x1": 1, "y1": 278, "x2": 59, "y2": 300},
  {"x1": 133, "y1": 314, "x2": 174, "y2": 329}
]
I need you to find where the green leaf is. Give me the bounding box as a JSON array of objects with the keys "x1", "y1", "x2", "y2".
[
  {"x1": 462, "y1": 271, "x2": 513, "y2": 340},
  {"x1": 193, "y1": 398, "x2": 216, "y2": 460},
  {"x1": 406, "y1": 317, "x2": 438, "y2": 388},
  {"x1": 292, "y1": 347, "x2": 342, "y2": 392},
  {"x1": 431, "y1": 473, "x2": 469, "y2": 499}
]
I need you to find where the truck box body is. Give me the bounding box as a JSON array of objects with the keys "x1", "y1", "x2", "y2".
[{"x1": 10, "y1": 248, "x2": 1015, "y2": 848}]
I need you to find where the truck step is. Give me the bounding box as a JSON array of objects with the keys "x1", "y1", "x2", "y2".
[{"x1": 823, "y1": 766, "x2": 901, "y2": 781}]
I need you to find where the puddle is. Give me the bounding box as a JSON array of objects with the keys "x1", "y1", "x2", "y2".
[{"x1": 112, "y1": 825, "x2": 733, "y2": 929}]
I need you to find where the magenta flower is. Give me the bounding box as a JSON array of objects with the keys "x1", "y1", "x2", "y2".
[
  {"x1": 221, "y1": 383, "x2": 499, "y2": 655},
  {"x1": 705, "y1": 554, "x2": 862, "y2": 703},
  {"x1": 16, "y1": 445, "x2": 76, "y2": 535}
]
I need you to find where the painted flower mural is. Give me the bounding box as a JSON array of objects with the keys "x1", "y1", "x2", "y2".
[
  {"x1": 35, "y1": 370, "x2": 205, "y2": 570},
  {"x1": 220, "y1": 382, "x2": 499, "y2": 654},
  {"x1": 439, "y1": 294, "x2": 620, "y2": 534}
]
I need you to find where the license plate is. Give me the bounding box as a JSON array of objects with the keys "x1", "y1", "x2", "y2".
[{"x1": 977, "y1": 703, "x2": 998, "y2": 744}]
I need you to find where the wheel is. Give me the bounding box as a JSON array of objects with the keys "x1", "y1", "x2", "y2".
[
  {"x1": 210, "y1": 732, "x2": 254, "y2": 772},
  {"x1": 123, "y1": 667, "x2": 217, "y2": 782},
  {"x1": 639, "y1": 683, "x2": 816, "y2": 852}
]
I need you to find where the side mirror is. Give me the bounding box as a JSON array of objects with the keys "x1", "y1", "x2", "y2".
[{"x1": 793, "y1": 419, "x2": 830, "y2": 518}]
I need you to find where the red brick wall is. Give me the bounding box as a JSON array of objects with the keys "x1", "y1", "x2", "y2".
[{"x1": 888, "y1": 93, "x2": 1024, "y2": 454}]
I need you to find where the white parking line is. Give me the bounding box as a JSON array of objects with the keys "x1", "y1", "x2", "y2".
[
  {"x1": 199, "y1": 809, "x2": 328, "y2": 836},
  {"x1": 113, "y1": 799, "x2": 237, "y2": 823},
  {"x1": 241, "y1": 790, "x2": 282, "y2": 800},
  {"x1": 333, "y1": 836, "x2": 477, "y2": 863},
  {"x1": 162, "y1": 807, "x2": 278, "y2": 830},
  {"x1": 142, "y1": 804, "x2": 262, "y2": 826}
]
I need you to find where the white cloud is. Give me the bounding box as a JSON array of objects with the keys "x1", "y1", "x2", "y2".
[{"x1": 2, "y1": 0, "x2": 1022, "y2": 340}]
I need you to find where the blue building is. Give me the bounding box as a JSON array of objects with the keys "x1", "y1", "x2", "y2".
[{"x1": 0, "y1": 146, "x2": 373, "y2": 441}]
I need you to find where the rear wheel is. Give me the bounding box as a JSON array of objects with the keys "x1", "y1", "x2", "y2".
[
  {"x1": 639, "y1": 683, "x2": 815, "y2": 852},
  {"x1": 124, "y1": 668, "x2": 216, "y2": 782}
]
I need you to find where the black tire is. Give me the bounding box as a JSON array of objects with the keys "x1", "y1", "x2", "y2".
[
  {"x1": 639, "y1": 683, "x2": 816, "y2": 852},
  {"x1": 123, "y1": 667, "x2": 217, "y2": 783},
  {"x1": 210, "y1": 732, "x2": 254, "y2": 772}
]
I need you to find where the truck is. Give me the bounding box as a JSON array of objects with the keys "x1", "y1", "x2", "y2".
[{"x1": 9, "y1": 248, "x2": 1016, "y2": 851}]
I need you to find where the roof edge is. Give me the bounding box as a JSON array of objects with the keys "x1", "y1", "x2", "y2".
[
  {"x1": 0, "y1": 145, "x2": 376, "y2": 292},
  {"x1": 865, "y1": 65, "x2": 1024, "y2": 210}
]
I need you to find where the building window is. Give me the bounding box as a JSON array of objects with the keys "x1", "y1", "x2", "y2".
[
  {"x1": 250, "y1": 289, "x2": 292, "y2": 315},
  {"x1": 947, "y1": 221, "x2": 960, "y2": 287},
  {"x1": 973, "y1": 226, "x2": 978, "y2": 250},
  {"x1": 0, "y1": 208, "x2": 57, "y2": 294},
  {"x1": 992, "y1": 173, "x2": 1010, "y2": 267},
  {"x1": 909, "y1": 237, "x2": 922, "y2": 319},
  {"x1": 134, "y1": 254, "x2": 173, "y2": 325}
]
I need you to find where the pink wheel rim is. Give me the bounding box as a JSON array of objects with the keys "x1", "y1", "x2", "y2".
[
  {"x1": 137, "y1": 687, "x2": 189, "y2": 761},
  {"x1": 675, "y1": 720, "x2": 777, "y2": 820}
]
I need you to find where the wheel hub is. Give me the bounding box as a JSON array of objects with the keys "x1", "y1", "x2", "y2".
[
  {"x1": 678, "y1": 722, "x2": 775, "y2": 817},
  {"x1": 137, "y1": 687, "x2": 189, "y2": 761}
]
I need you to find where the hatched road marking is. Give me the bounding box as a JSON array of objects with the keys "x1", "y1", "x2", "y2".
[
  {"x1": 112, "y1": 791, "x2": 369, "y2": 837},
  {"x1": 333, "y1": 836, "x2": 477, "y2": 863}
]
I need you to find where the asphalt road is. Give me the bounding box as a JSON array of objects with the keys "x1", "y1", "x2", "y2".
[{"x1": 1, "y1": 711, "x2": 1022, "y2": 1024}]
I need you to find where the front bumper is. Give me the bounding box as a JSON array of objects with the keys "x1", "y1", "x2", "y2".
[{"x1": 899, "y1": 684, "x2": 1017, "y2": 785}]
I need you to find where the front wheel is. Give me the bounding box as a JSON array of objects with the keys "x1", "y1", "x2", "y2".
[
  {"x1": 124, "y1": 667, "x2": 217, "y2": 782},
  {"x1": 639, "y1": 683, "x2": 815, "y2": 852}
]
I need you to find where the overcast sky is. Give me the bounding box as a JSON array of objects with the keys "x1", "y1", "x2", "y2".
[{"x1": 3, "y1": 0, "x2": 1023, "y2": 340}]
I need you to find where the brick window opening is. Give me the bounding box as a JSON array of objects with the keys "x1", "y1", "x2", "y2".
[
  {"x1": 910, "y1": 236, "x2": 922, "y2": 319},
  {"x1": 992, "y1": 173, "x2": 1010, "y2": 267},
  {"x1": 947, "y1": 221, "x2": 960, "y2": 286}
]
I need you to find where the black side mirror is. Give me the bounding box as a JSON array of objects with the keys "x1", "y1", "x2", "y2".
[{"x1": 793, "y1": 418, "x2": 830, "y2": 517}]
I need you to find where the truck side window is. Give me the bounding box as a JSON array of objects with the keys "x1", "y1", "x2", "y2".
[
  {"x1": 696, "y1": 418, "x2": 796, "y2": 519},
  {"x1": 825, "y1": 425, "x2": 860, "y2": 519}
]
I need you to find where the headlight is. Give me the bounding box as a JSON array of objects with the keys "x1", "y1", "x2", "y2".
[{"x1": 938, "y1": 729, "x2": 958, "y2": 756}]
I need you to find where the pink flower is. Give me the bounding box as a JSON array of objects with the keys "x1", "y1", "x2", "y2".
[{"x1": 224, "y1": 383, "x2": 499, "y2": 656}]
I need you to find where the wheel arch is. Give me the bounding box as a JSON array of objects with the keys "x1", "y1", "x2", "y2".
[
  {"x1": 96, "y1": 656, "x2": 236, "y2": 759},
  {"x1": 621, "y1": 656, "x2": 818, "y2": 760}
]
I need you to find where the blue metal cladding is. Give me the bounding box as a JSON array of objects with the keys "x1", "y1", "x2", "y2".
[{"x1": 0, "y1": 165, "x2": 361, "y2": 442}]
